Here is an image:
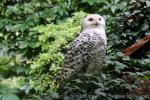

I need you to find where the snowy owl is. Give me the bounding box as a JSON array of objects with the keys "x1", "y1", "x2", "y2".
[{"x1": 61, "y1": 14, "x2": 107, "y2": 80}]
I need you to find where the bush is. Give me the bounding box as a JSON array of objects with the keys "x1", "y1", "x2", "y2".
[
  {"x1": 30, "y1": 12, "x2": 87, "y2": 93},
  {"x1": 0, "y1": 0, "x2": 149, "y2": 99}
]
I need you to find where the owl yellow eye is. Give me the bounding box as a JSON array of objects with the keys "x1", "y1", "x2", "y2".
[
  {"x1": 99, "y1": 18, "x2": 101, "y2": 21},
  {"x1": 88, "y1": 18, "x2": 93, "y2": 21}
]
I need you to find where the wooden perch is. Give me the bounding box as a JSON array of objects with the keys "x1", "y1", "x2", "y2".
[{"x1": 122, "y1": 35, "x2": 150, "y2": 56}]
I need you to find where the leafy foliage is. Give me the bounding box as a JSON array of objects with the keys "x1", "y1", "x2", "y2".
[
  {"x1": 0, "y1": 85, "x2": 20, "y2": 100},
  {"x1": 0, "y1": 0, "x2": 150, "y2": 99},
  {"x1": 30, "y1": 12, "x2": 87, "y2": 93}
]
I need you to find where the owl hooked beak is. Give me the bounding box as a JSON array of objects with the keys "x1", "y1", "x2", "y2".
[{"x1": 94, "y1": 22, "x2": 99, "y2": 26}]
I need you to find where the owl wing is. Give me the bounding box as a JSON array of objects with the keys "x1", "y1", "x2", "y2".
[{"x1": 61, "y1": 32, "x2": 94, "y2": 80}]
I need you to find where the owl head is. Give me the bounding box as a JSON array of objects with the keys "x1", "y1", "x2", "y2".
[{"x1": 82, "y1": 14, "x2": 106, "y2": 30}]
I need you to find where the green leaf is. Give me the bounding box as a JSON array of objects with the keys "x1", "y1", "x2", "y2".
[
  {"x1": 95, "y1": 88, "x2": 106, "y2": 96},
  {"x1": 15, "y1": 66, "x2": 26, "y2": 74},
  {"x1": 18, "y1": 41, "x2": 28, "y2": 49},
  {"x1": 143, "y1": 75, "x2": 150, "y2": 80},
  {"x1": 115, "y1": 61, "x2": 128, "y2": 70},
  {"x1": 7, "y1": 93, "x2": 20, "y2": 100},
  {"x1": 0, "y1": 94, "x2": 3, "y2": 100},
  {"x1": 50, "y1": 92, "x2": 60, "y2": 99},
  {"x1": 141, "y1": 23, "x2": 149, "y2": 31},
  {"x1": 1, "y1": 94, "x2": 8, "y2": 100},
  {"x1": 111, "y1": 5, "x2": 117, "y2": 13},
  {"x1": 101, "y1": 74, "x2": 106, "y2": 80},
  {"x1": 12, "y1": 24, "x2": 28, "y2": 31},
  {"x1": 136, "y1": 72, "x2": 144, "y2": 76},
  {"x1": 81, "y1": 0, "x2": 100, "y2": 5},
  {"x1": 73, "y1": 79, "x2": 82, "y2": 83},
  {"x1": 1, "y1": 93, "x2": 19, "y2": 100},
  {"x1": 20, "y1": 84, "x2": 30, "y2": 94},
  {"x1": 28, "y1": 42, "x2": 40, "y2": 48},
  {"x1": 0, "y1": 86, "x2": 19, "y2": 94},
  {"x1": 146, "y1": 1, "x2": 150, "y2": 7},
  {"x1": 0, "y1": 23, "x2": 4, "y2": 29},
  {"x1": 5, "y1": 24, "x2": 13, "y2": 31}
]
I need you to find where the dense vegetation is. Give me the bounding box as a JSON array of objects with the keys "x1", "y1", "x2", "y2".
[{"x1": 0, "y1": 0, "x2": 149, "y2": 100}]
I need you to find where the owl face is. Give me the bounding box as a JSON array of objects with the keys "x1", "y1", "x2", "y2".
[{"x1": 82, "y1": 14, "x2": 106, "y2": 30}]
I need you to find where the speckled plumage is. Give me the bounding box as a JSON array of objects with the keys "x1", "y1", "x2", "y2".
[{"x1": 61, "y1": 14, "x2": 107, "y2": 80}]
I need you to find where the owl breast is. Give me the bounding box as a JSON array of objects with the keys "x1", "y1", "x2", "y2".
[{"x1": 84, "y1": 31, "x2": 106, "y2": 73}]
